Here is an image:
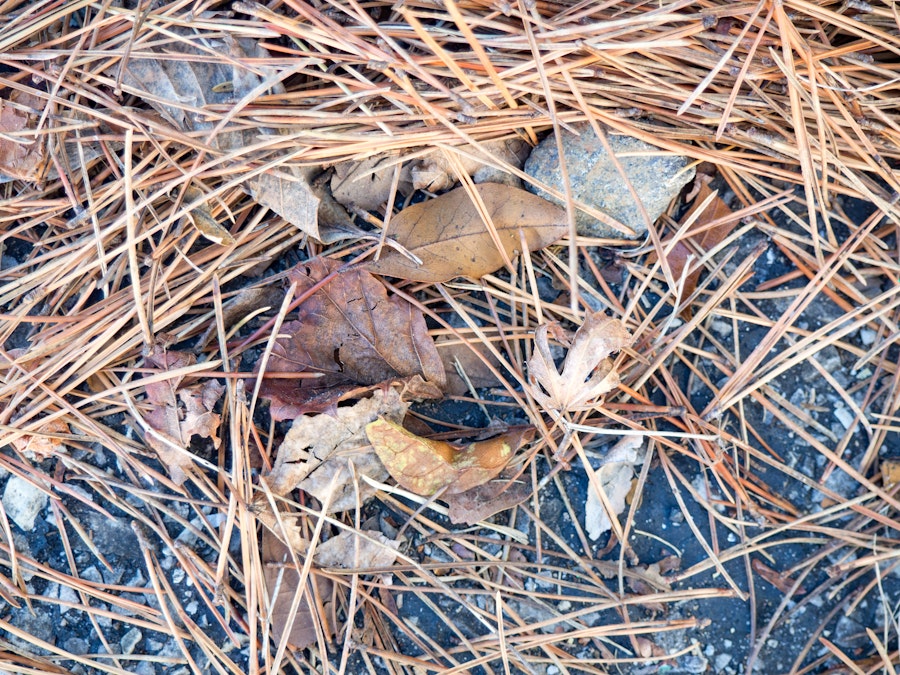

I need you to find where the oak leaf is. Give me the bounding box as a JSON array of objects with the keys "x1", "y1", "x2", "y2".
[
  {"x1": 259, "y1": 258, "x2": 445, "y2": 420},
  {"x1": 364, "y1": 183, "x2": 567, "y2": 282},
  {"x1": 366, "y1": 419, "x2": 533, "y2": 496},
  {"x1": 267, "y1": 388, "x2": 407, "y2": 512},
  {"x1": 527, "y1": 314, "x2": 631, "y2": 412},
  {"x1": 141, "y1": 342, "x2": 224, "y2": 484}
]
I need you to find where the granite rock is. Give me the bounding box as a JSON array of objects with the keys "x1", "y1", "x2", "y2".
[{"x1": 524, "y1": 124, "x2": 694, "y2": 238}]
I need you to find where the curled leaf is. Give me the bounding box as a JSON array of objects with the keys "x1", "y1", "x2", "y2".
[
  {"x1": 366, "y1": 419, "x2": 533, "y2": 496},
  {"x1": 585, "y1": 435, "x2": 644, "y2": 540},
  {"x1": 528, "y1": 314, "x2": 631, "y2": 412}
]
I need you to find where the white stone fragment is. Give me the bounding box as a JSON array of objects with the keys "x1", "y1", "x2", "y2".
[{"x1": 2, "y1": 476, "x2": 48, "y2": 532}]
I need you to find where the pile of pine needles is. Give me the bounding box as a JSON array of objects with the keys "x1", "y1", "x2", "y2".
[{"x1": 2, "y1": 0, "x2": 900, "y2": 672}]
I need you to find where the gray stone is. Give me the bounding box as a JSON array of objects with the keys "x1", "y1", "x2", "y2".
[
  {"x1": 524, "y1": 124, "x2": 694, "y2": 238},
  {"x1": 2, "y1": 475, "x2": 48, "y2": 531},
  {"x1": 120, "y1": 627, "x2": 142, "y2": 655}
]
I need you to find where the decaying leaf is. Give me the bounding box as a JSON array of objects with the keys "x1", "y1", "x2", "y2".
[
  {"x1": 117, "y1": 33, "x2": 342, "y2": 241},
  {"x1": 141, "y1": 342, "x2": 224, "y2": 485},
  {"x1": 267, "y1": 388, "x2": 407, "y2": 512},
  {"x1": 410, "y1": 137, "x2": 530, "y2": 192},
  {"x1": 585, "y1": 435, "x2": 645, "y2": 540},
  {"x1": 0, "y1": 91, "x2": 47, "y2": 182},
  {"x1": 446, "y1": 471, "x2": 531, "y2": 524},
  {"x1": 262, "y1": 529, "x2": 335, "y2": 649},
  {"x1": 181, "y1": 185, "x2": 235, "y2": 245},
  {"x1": 881, "y1": 459, "x2": 900, "y2": 490},
  {"x1": 435, "y1": 335, "x2": 503, "y2": 396},
  {"x1": 11, "y1": 418, "x2": 70, "y2": 460},
  {"x1": 654, "y1": 174, "x2": 739, "y2": 316},
  {"x1": 314, "y1": 530, "x2": 400, "y2": 569},
  {"x1": 258, "y1": 258, "x2": 445, "y2": 420},
  {"x1": 364, "y1": 183, "x2": 567, "y2": 282},
  {"x1": 366, "y1": 419, "x2": 534, "y2": 496},
  {"x1": 331, "y1": 155, "x2": 411, "y2": 212},
  {"x1": 528, "y1": 313, "x2": 631, "y2": 412}
]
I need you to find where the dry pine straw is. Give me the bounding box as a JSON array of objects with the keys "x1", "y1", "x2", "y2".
[{"x1": 0, "y1": 0, "x2": 899, "y2": 673}]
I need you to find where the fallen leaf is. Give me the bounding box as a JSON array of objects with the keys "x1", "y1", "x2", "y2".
[
  {"x1": 654, "y1": 175, "x2": 739, "y2": 315},
  {"x1": 446, "y1": 472, "x2": 531, "y2": 524},
  {"x1": 314, "y1": 530, "x2": 400, "y2": 569},
  {"x1": 0, "y1": 90, "x2": 47, "y2": 182},
  {"x1": 267, "y1": 388, "x2": 407, "y2": 512},
  {"x1": 528, "y1": 313, "x2": 632, "y2": 412},
  {"x1": 881, "y1": 459, "x2": 900, "y2": 490},
  {"x1": 262, "y1": 529, "x2": 335, "y2": 649},
  {"x1": 331, "y1": 155, "x2": 411, "y2": 212},
  {"x1": 364, "y1": 183, "x2": 567, "y2": 282},
  {"x1": 410, "y1": 137, "x2": 530, "y2": 192},
  {"x1": 141, "y1": 341, "x2": 224, "y2": 484},
  {"x1": 435, "y1": 335, "x2": 503, "y2": 396},
  {"x1": 751, "y1": 558, "x2": 805, "y2": 595},
  {"x1": 366, "y1": 419, "x2": 534, "y2": 496},
  {"x1": 585, "y1": 435, "x2": 644, "y2": 540},
  {"x1": 258, "y1": 257, "x2": 445, "y2": 420},
  {"x1": 181, "y1": 185, "x2": 235, "y2": 245},
  {"x1": 117, "y1": 33, "x2": 342, "y2": 241},
  {"x1": 11, "y1": 418, "x2": 70, "y2": 460}
]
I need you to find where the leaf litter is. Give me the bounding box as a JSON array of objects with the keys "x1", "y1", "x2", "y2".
[
  {"x1": 4, "y1": 1, "x2": 900, "y2": 673},
  {"x1": 258, "y1": 257, "x2": 445, "y2": 420},
  {"x1": 363, "y1": 182, "x2": 568, "y2": 282},
  {"x1": 366, "y1": 418, "x2": 534, "y2": 497},
  {"x1": 267, "y1": 387, "x2": 407, "y2": 513},
  {"x1": 140, "y1": 340, "x2": 224, "y2": 485}
]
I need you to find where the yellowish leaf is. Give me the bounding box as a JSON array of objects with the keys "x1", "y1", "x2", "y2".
[{"x1": 366, "y1": 419, "x2": 533, "y2": 496}]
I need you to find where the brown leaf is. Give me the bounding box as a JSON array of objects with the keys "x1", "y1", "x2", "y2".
[
  {"x1": 436, "y1": 335, "x2": 503, "y2": 396},
  {"x1": 267, "y1": 388, "x2": 407, "y2": 512},
  {"x1": 366, "y1": 419, "x2": 533, "y2": 496},
  {"x1": 364, "y1": 183, "x2": 567, "y2": 282},
  {"x1": 527, "y1": 313, "x2": 631, "y2": 412},
  {"x1": 881, "y1": 459, "x2": 900, "y2": 490},
  {"x1": 314, "y1": 530, "x2": 400, "y2": 569},
  {"x1": 0, "y1": 91, "x2": 47, "y2": 182},
  {"x1": 331, "y1": 156, "x2": 411, "y2": 212},
  {"x1": 182, "y1": 185, "x2": 235, "y2": 245},
  {"x1": 11, "y1": 418, "x2": 69, "y2": 460},
  {"x1": 410, "y1": 137, "x2": 530, "y2": 192},
  {"x1": 258, "y1": 258, "x2": 445, "y2": 420},
  {"x1": 446, "y1": 472, "x2": 531, "y2": 524},
  {"x1": 658, "y1": 177, "x2": 739, "y2": 314},
  {"x1": 141, "y1": 342, "x2": 224, "y2": 484},
  {"x1": 262, "y1": 529, "x2": 335, "y2": 650},
  {"x1": 116, "y1": 34, "x2": 343, "y2": 241}
]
